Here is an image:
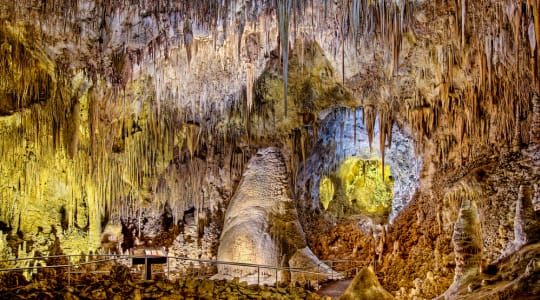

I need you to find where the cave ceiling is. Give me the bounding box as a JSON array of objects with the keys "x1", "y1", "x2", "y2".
[{"x1": 0, "y1": 0, "x2": 536, "y2": 160}]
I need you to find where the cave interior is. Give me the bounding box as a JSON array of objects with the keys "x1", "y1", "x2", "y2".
[{"x1": 0, "y1": 0, "x2": 539, "y2": 299}]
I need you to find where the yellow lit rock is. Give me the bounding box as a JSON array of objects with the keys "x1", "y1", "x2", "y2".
[
  {"x1": 319, "y1": 176, "x2": 335, "y2": 210},
  {"x1": 321, "y1": 157, "x2": 394, "y2": 218}
]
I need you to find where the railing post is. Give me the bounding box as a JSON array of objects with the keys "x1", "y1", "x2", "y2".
[
  {"x1": 144, "y1": 255, "x2": 148, "y2": 280},
  {"x1": 257, "y1": 266, "x2": 260, "y2": 285},
  {"x1": 68, "y1": 258, "x2": 71, "y2": 287},
  {"x1": 317, "y1": 264, "x2": 319, "y2": 287},
  {"x1": 275, "y1": 267, "x2": 278, "y2": 285},
  {"x1": 167, "y1": 257, "x2": 170, "y2": 280},
  {"x1": 288, "y1": 267, "x2": 291, "y2": 285},
  {"x1": 330, "y1": 261, "x2": 333, "y2": 280}
]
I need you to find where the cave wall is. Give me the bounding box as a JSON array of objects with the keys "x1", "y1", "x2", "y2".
[{"x1": 0, "y1": 0, "x2": 539, "y2": 298}]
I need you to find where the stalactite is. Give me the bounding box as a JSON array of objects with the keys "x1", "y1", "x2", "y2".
[
  {"x1": 529, "y1": 18, "x2": 537, "y2": 83},
  {"x1": 278, "y1": 0, "x2": 291, "y2": 117},
  {"x1": 288, "y1": 129, "x2": 299, "y2": 194},
  {"x1": 353, "y1": 107, "x2": 357, "y2": 146},
  {"x1": 533, "y1": 0, "x2": 540, "y2": 85},
  {"x1": 301, "y1": 127, "x2": 306, "y2": 177},
  {"x1": 68, "y1": 100, "x2": 80, "y2": 159},
  {"x1": 461, "y1": 0, "x2": 466, "y2": 49},
  {"x1": 246, "y1": 63, "x2": 254, "y2": 112},
  {"x1": 377, "y1": 103, "x2": 392, "y2": 179},
  {"x1": 183, "y1": 123, "x2": 200, "y2": 158},
  {"x1": 364, "y1": 105, "x2": 376, "y2": 151},
  {"x1": 341, "y1": 21, "x2": 345, "y2": 85},
  {"x1": 183, "y1": 20, "x2": 193, "y2": 65},
  {"x1": 3, "y1": 0, "x2": 539, "y2": 269},
  {"x1": 236, "y1": 10, "x2": 245, "y2": 60}
]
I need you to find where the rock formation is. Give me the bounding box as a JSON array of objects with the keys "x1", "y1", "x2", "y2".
[
  {"x1": 339, "y1": 266, "x2": 395, "y2": 300},
  {"x1": 507, "y1": 184, "x2": 540, "y2": 253},
  {"x1": 215, "y1": 147, "x2": 334, "y2": 284},
  {"x1": 0, "y1": 0, "x2": 539, "y2": 299},
  {"x1": 453, "y1": 198, "x2": 483, "y2": 280}
]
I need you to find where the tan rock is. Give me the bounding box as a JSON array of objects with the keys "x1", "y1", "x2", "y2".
[{"x1": 339, "y1": 266, "x2": 395, "y2": 300}]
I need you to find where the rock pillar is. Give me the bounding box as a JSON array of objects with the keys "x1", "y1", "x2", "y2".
[
  {"x1": 514, "y1": 185, "x2": 540, "y2": 246},
  {"x1": 452, "y1": 199, "x2": 482, "y2": 281}
]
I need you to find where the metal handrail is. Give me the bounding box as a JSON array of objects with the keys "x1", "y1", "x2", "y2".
[
  {"x1": 0, "y1": 254, "x2": 366, "y2": 287},
  {"x1": 0, "y1": 254, "x2": 366, "y2": 274},
  {"x1": 0, "y1": 253, "x2": 131, "y2": 264}
]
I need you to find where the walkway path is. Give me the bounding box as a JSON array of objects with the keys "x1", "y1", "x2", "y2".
[{"x1": 316, "y1": 279, "x2": 353, "y2": 299}]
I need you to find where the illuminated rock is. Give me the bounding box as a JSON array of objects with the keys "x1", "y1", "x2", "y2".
[
  {"x1": 339, "y1": 266, "x2": 395, "y2": 300},
  {"x1": 0, "y1": 1, "x2": 539, "y2": 298},
  {"x1": 505, "y1": 185, "x2": 540, "y2": 255},
  {"x1": 215, "y1": 147, "x2": 335, "y2": 284}
]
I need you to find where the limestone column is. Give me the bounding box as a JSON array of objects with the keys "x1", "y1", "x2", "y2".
[
  {"x1": 514, "y1": 185, "x2": 540, "y2": 247},
  {"x1": 452, "y1": 198, "x2": 482, "y2": 281}
]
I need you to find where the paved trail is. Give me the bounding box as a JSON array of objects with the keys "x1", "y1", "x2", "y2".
[{"x1": 316, "y1": 279, "x2": 353, "y2": 299}]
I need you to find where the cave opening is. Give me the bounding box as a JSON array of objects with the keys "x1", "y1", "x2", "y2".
[{"x1": 302, "y1": 107, "x2": 420, "y2": 224}]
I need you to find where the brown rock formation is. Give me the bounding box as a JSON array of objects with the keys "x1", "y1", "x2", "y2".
[
  {"x1": 339, "y1": 266, "x2": 395, "y2": 300},
  {"x1": 513, "y1": 185, "x2": 540, "y2": 247},
  {"x1": 0, "y1": 1, "x2": 539, "y2": 299},
  {"x1": 452, "y1": 198, "x2": 483, "y2": 281}
]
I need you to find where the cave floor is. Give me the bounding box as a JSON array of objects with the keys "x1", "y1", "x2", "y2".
[{"x1": 316, "y1": 279, "x2": 353, "y2": 299}]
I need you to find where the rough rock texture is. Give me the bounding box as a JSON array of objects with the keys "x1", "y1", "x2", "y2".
[
  {"x1": 215, "y1": 147, "x2": 333, "y2": 284},
  {"x1": 513, "y1": 185, "x2": 540, "y2": 247},
  {"x1": 436, "y1": 243, "x2": 540, "y2": 300},
  {"x1": 446, "y1": 197, "x2": 483, "y2": 295},
  {"x1": 0, "y1": 268, "x2": 324, "y2": 300},
  {"x1": 296, "y1": 107, "x2": 420, "y2": 221},
  {"x1": 531, "y1": 93, "x2": 540, "y2": 144},
  {"x1": 339, "y1": 267, "x2": 395, "y2": 300},
  {"x1": 0, "y1": 0, "x2": 540, "y2": 299}
]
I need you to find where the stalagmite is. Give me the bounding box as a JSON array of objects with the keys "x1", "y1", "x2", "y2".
[
  {"x1": 513, "y1": 185, "x2": 540, "y2": 247},
  {"x1": 452, "y1": 198, "x2": 482, "y2": 282},
  {"x1": 215, "y1": 147, "x2": 335, "y2": 284}
]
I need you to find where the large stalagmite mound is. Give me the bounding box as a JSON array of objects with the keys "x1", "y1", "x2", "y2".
[
  {"x1": 215, "y1": 147, "x2": 335, "y2": 284},
  {"x1": 339, "y1": 266, "x2": 395, "y2": 300}
]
